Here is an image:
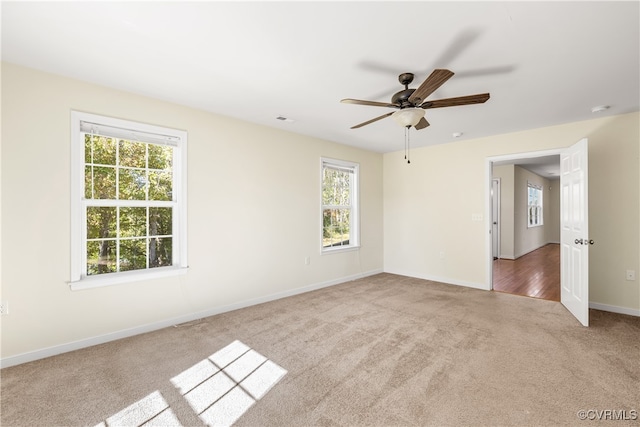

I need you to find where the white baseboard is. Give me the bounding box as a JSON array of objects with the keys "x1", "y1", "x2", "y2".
[
  {"x1": 589, "y1": 302, "x2": 640, "y2": 317},
  {"x1": 514, "y1": 241, "x2": 560, "y2": 260},
  {"x1": 0, "y1": 269, "x2": 383, "y2": 368},
  {"x1": 383, "y1": 269, "x2": 489, "y2": 291},
  {"x1": 384, "y1": 271, "x2": 640, "y2": 318}
]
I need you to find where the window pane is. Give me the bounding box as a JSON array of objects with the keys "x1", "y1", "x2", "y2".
[
  {"x1": 119, "y1": 139, "x2": 146, "y2": 168},
  {"x1": 84, "y1": 166, "x2": 92, "y2": 199},
  {"x1": 148, "y1": 144, "x2": 173, "y2": 170},
  {"x1": 120, "y1": 207, "x2": 147, "y2": 238},
  {"x1": 89, "y1": 166, "x2": 116, "y2": 199},
  {"x1": 322, "y1": 208, "x2": 350, "y2": 248},
  {"x1": 149, "y1": 170, "x2": 173, "y2": 201},
  {"x1": 119, "y1": 168, "x2": 147, "y2": 200},
  {"x1": 149, "y1": 237, "x2": 172, "y2": 268},
  {"x1": 149, "y1": 207, "x2": 172, "y2": 236},
  {"x1": 89, "y1": 135, "x2": 116, "y2": 166},
  {"x1": 322, "y1": 169, "x2": 334, "y2": 205},
  {"x1": 87, "y1": 240, "x2": 116, "y2": 275},
  {"x1": 87, "y1": 207, "x2": 117, "y2": 239},
  {"x1": 120, "y1": 238, "x2": 147, "y2": 272},
  {"x1": 527, "y1": 185, "x2": 543, "y2": 227},
  {"x1": 323, "y1": 168, "x2": 350, "y2": 206},
  {"x1": 340, "y1": 209, "x2": 351, "y2": 244},
  {"x1": 84, "y1": 135, "x2": 92, "y2": 164}
]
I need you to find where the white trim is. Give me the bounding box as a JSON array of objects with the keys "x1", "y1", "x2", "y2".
[
  {"x1": 69, "y1": 266, "x2": 189, "y2": 290},
  {"x1": 321, "y1": 244, "x2": 361, "y2": 255},
  {"x1": 382, "y1": 270, "x2": 640, "y2": 318},
  {"x1": 384, "y1": 269, "x2": 489, "y2": 291},
  {"x1": 513, "y1": 242, "x2": 557, "y2": 260},
  {"x1": 485, "y1": 159, "x2": 493, "y2": 287},
  {"x1": 70, "y1": 111, "x2": 84, "y2": 283},
  {"x1": 487, "y1": 148, "x2": 564, "y2": 164},
  {"x1": 589, "y1": 302, "x2": 640, "y2": 317},
  {"x1": 0, "y1": 269, "x2": 382, "y2": 368}
]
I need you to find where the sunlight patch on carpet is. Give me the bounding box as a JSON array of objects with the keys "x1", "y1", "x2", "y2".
[
  {"x1": 95, "y1": 341, "x2": 286, "y2": 427},
  {"x1": 171, "y1": 340, "x2": 287, "y2": 426},
  {"x1": 95, "y1": 390, "x2": 181, "y2": 427}
]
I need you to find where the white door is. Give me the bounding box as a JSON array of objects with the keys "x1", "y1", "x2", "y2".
[
  {"x1": 560, "y1": 138, "x2": 589, "y2": 326},
  {"x1": 491, "y1": 179, "x2": 500, "y2": 259}
]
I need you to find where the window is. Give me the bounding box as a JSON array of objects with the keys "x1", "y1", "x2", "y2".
[
  {"x1": 70, "y1": 112, "x2": 187, "y2": 289},
  {"x1": 321, "y1": 158, "x2": 359, "y2": 252},
  {"x1": 527, "y1": 182, "x2": 543, "y2": 227}
]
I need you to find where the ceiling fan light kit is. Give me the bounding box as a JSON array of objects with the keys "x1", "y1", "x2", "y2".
[{"x1": 391, "y1": 108, "x2": 425, "y2": 127}]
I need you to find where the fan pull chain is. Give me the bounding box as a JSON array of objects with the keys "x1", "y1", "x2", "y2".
[
  {"x1": 406, "y1": 126, "x2": 411, "y2": 164},
  {"x1": 404, "y1": 126, "x2": 408, "y2": 161}
]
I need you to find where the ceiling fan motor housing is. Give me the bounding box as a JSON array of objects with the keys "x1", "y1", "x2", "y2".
[
  {"x1": 392, "y1": 73, "x2": 418, "y2": 108},
  {"x1": 391, "y1": 88, "x2": 416, "y2": 108}
]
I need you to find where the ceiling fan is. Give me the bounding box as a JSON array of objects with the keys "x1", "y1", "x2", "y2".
[{"x1": 341, "y1": 69, "x2": 490, "y2": 130}]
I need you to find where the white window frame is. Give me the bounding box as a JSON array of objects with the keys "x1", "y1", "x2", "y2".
[
  {"x1": 321, "y1": 157, "x2": 360, "y2": 253},
  {"x1": 70, "y1": 111, "x2": 188, "y2": 290},
  {"x1": 527, "y1": 181, "x2": 543, "y2": 228}
]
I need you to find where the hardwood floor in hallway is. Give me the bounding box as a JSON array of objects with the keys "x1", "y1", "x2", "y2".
[{"x1": 492, "y1": 244, "x2": 560, "y2": 302}]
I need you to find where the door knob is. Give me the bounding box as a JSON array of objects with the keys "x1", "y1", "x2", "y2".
[{"x1": 575, "y1": 238, "x2": 595, "y2": 245}]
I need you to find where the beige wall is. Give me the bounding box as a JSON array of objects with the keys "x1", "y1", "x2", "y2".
[
  {"x1": 514, "y1": 166, "x2": 551, "y2": 258},
  {"x1": 0, "y1": 63, "x2": 384, "y2": 361},
  {"x1": 384, "y1": 111, "x2": 640, "y2": 312},
  {"x1": 546, "y1": 180, "x2": 560, "y2": 244}
]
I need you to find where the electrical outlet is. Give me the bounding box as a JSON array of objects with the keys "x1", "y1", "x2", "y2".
[
  {"x1": 304, "y1": 256, "x2": 310, "y2": 265},
  {"x1": 0, "y1": 300, "x2": 8, "y2": 315},
  {"x1": 626, "y1": 270, "x2": 636, "y2": 281}
]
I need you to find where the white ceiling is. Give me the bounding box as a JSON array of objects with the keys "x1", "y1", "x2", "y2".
[{"x1": 2, "y1": 1, "x2": 639, "y2": 155}]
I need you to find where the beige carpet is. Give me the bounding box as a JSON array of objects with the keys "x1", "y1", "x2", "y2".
[{"x1": 1, "y1": 273, "x2": 639, "y2": 426}]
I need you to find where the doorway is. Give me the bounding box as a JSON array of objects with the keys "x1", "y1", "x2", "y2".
[
  {"x1": 492, "y1": 244, "x2": 560, "y2": 301},
  {"x1": 486, "y1": 141, "x2": 590, "y2": 326},
  {"x1": 489, "y1": 154, "x2": 561, "y2": 302}
]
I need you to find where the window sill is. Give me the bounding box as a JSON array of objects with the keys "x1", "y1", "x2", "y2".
[
  {"x1": 69, "y1": 266, "x2": 188, "y2": 291},
  {"x1": 321, "y1": 245, "x2": 360, "y2": 255}
]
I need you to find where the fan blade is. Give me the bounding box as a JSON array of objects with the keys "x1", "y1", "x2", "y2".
[
  {"x1": 414, "y1": 117, "x2": 430, "y2": 130},
  {"x1": 341, "y1": 98, "x2": 399, "y2": 108},
  {"x1": 350, "y1": 112, "x2": 394, "y2": 129},
  {"x1": 421, "y1": 93, "x2": 490, "y2": 109},
  {"x1": 408, "y1": 69, "x2": 454, "y2": 104}
]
